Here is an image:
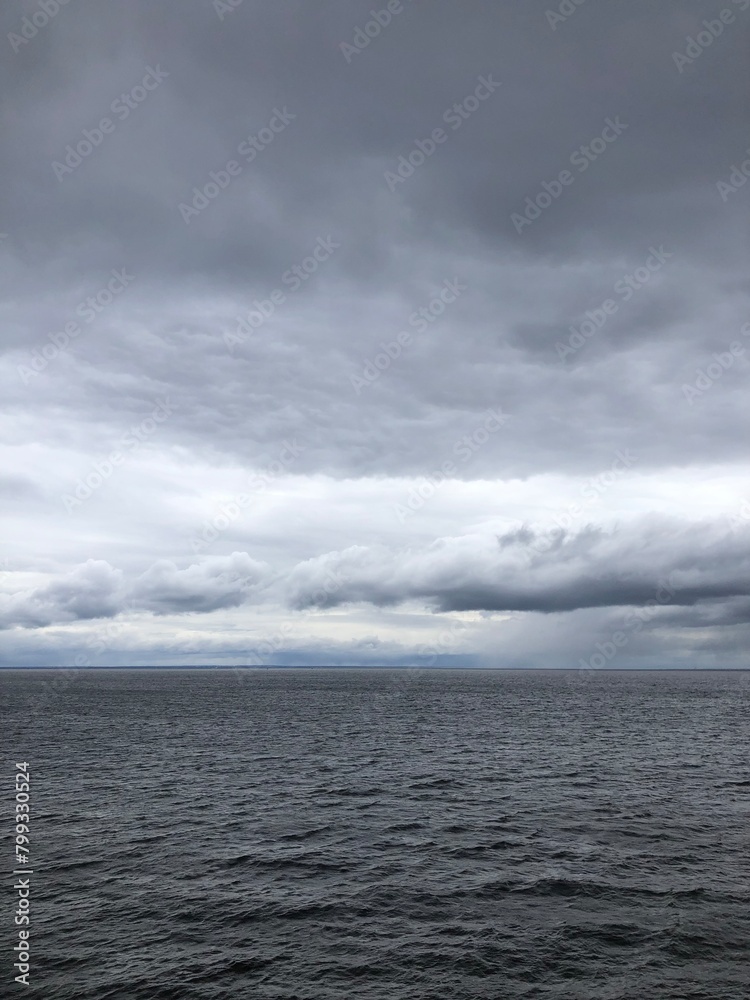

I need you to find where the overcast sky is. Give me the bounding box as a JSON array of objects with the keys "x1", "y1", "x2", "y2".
[{"x1": 1, "y1": 0, "x2": 749, "y2": 669}]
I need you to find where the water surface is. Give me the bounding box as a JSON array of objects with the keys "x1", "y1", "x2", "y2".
[{"x1": 3, "y1": 668, "x2": 749, "y2": 999}]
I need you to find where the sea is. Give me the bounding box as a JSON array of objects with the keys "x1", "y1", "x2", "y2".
[{"x1": 2, "y1": 667, "x2": 749, "y2": 999}]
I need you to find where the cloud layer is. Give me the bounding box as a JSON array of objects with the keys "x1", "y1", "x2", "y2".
[{"x1": 1, "y1": 0, "x2": 748, "y2": 667}]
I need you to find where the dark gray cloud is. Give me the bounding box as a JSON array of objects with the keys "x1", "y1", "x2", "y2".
[
  {"x1": 1, "y1": 560, "x2": 124, "y2": 629},
  {"x1": 3, "y1": 518, "x2": 749, "y2": 634},
  {"x1": 0, "y1": 554, "x2": 270, "y2": 629},
  {"x1": 285, "y1": 518, "x2": 750, "y2": 613}
]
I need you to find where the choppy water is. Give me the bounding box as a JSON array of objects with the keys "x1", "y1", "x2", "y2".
[{"x1": 2, "y1": 668, "x2": 750, "y2": 999}]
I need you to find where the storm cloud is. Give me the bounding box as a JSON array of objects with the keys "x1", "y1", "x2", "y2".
[{"x1": 1, "y1": 0, "x2": 748, "y2": 667}]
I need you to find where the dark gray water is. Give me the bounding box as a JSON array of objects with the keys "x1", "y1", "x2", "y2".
[{"x1": 3, "y1": 668, "x2": 749, "y2": 999}]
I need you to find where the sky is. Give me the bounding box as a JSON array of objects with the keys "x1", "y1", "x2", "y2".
[{"x1": 1, "y1": 0, "x2": 749, "y2": 669}]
